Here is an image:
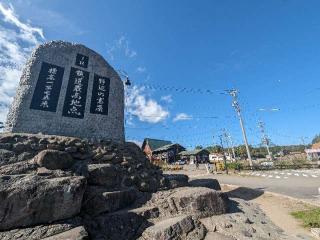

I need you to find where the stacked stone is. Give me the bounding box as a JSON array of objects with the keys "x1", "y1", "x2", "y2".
[
  {"x1": 0, "y1": 133, "x2": 232, "y2": 240},
  {"x1": 0, "y1": 133, "x2": 166, "y2": 239},
  {"x1": 0, "y1": 133, "x2": 164, "y2": 192}
]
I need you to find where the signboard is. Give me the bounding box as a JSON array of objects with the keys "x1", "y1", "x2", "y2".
[
  {"x1": 75, "y1": 53, "x2": 89, "y2": 68},
  {"x1": 90, "y1": 74, "x2": 110, "y2": 115},
  {"x1": 62, "y1": 67, "x2": 89, "y2": 119},
  {"x1": 30, "y1": 62, "x2": 64, "y2": 112}
]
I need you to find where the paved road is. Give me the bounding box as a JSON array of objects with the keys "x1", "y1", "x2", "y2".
[{"x1": 175, "y1": 165, "x2": 320, "y2": 201}]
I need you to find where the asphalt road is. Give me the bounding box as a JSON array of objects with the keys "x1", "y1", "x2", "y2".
[{"x1": 175, "y1": 165, "x2": 320, "y2": 201}]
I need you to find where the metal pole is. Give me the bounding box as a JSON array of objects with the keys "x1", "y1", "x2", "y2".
[
  {"x1": 258, "y1": 121, "x2": 272, "y2": 159},
  {"x1": 219, "y1": 135, "x2": 228, "y2": 174},
  {"x1": 228, "y1": 90, "x2": 253, "y2": 167},
  {"x1": 223, "y1": 129, "x2": 236, "y2": 160},
  {"x1": 238, "y1": 114, "x2": 253, "y2": 166}
]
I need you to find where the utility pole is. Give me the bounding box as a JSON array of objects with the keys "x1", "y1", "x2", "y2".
[
  {"x1": 222, "y1": 128, "x2": 236, "y2": 160},
  {"x1": 258, "y1": 121, "x2": 272, "y2": 159},
  {"x1": 300, "y1": 137, "x2": 307, "y2": 151},
  {"x1": 219, "y1": 135, "x2": 228, "y2": 174},
  {"x1": 227, "y1": 89, "x2": 253, "y2": 167}
]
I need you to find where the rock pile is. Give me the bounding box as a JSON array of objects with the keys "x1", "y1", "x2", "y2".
[
  {"x1": 0, "y1": 133, "x2": 287, "y2": 239},
  {"x1": 0, "y1": 133, "x2": 230, "y2": 239}
]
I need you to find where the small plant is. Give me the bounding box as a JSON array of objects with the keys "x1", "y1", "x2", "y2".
[{"x1": 291, "y1": 208, "x2": 320, "y2": 228}]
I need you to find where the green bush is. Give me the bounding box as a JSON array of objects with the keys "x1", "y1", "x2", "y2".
[
  {"x1": 291, "y1": 208, "x2": 320, "y2": 228},
  {"x1": 226, "y1": 162, "x2": 243, "y2": 170}
]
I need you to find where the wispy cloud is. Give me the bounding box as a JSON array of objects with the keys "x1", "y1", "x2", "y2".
[
  {"x1": 125, "y1": 86, "x2": 169, "y2": 124},
  {"x1": 161, "y1": 95, "x2": 173, "y2": 103},
  {"x1": 107, "y1": 35, "x2": 137, "y2": 61},
  {"x1": 173, "y1": 113, "x2": 193, "y2": 122},
  {"x1": 136, "y1": 66, "x2": 146, "y2": 73},
  {"x1": 0, "y1": 2, "x2": 44, "y2": 121}
]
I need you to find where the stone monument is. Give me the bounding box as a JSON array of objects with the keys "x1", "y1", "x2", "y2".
[{"x1": 5, "y1": 41, "x2": 124, "y2": 142}]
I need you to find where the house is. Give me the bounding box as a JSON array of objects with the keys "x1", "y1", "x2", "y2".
[
  {"x1": 152, "y1": 143, "x2": 186, "y2": 163},
  {"x1": 209, "y1": 153, "x2": 224, "y2": 162},
  {"x1": 305, "y1": 142, "x2": 320, "y2": 161},
  {"x1": 142, "y1": 138, "x2": 172, "y2": 161},
  {"x1": 179, "y1": 149, "x2": 210, "y2": 164}
]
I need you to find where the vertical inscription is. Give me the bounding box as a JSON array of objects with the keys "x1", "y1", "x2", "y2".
[
  {"x1": 75, "y1": 53, "x2": 89, "y2": 68},
  {"x1": 30, "y1": 62, "x2": 64, "y2": 112},
  {"x1": 62, "y1": 67, "x2": 89, "y2": 119},
  {"x1": 90, "y1": 74, "x2": 110, "y2": 115}
]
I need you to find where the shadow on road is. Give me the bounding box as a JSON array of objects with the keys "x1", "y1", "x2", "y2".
[{"x1": 226, "y1": 187, "x2": 265, "y2": 201}]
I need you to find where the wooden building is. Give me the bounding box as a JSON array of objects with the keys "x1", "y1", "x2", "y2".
[
  {"x1": 152, "y1": 143, "x2": 186, "y2": 163},
  {"x1": 142, "y1": 138, "x2": 172, "y2": 161},
  {"x1": 179, "y1": 149, "x2": 210, "y2": 164}
]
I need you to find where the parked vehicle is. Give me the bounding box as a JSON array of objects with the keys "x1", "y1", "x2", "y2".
[{"x1": 176, "y1": 160, "x2": 186, "y2": 165}]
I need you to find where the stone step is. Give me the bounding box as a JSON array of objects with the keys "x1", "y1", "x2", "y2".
[
  {"x1": 140, "y1": 215, "x2": 206, "y2": 240},
  {"x1": 159, "y1": 187, "x2": 229, "y2": 218},
  {"x1": 0, "y1": 175, "x2": 86, "y2": 231},
  {"x1": 82, "y1": 187, "x2": 137, "y2": 216}
]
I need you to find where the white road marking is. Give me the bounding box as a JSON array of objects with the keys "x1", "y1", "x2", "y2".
[{"x1": 275, "y1": 176, "x2": 281, "y2": 179}]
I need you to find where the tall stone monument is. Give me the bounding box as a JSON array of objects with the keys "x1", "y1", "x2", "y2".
[{"x1": 5, "y1": 41, "x2": 124, "y2": 142}]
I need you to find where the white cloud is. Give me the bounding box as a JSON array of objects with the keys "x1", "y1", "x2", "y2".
[
  {"x1": 173, "y1": 113, "x2": 193, "y2": 122},
  {"x1": 0, "y1": 3, "x2": 44, "y2": 44},
  {"x1": 0, "y1": 3, "x2": 44, "y2": 122},
  {"x1": 107, "y1": 35, "x2": 137, "y2": 61},
  {"x1": 161, "y1": 95, "x2": 172, "y2": 103},
  {"x1": 125, "y1": 86, "x2": 169, "y2": 123},
  {"x1": 136, "y1": 66, "x2": 146, "y2": 73}
]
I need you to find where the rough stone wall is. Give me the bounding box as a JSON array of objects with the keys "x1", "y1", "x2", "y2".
[{"x1": 5, "y1": 41, "x2": 124, "y2": 142}]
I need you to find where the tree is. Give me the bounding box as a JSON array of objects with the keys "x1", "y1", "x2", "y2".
[
  {"x1": 195, "y1": 145, "x2": 203, "y2": 150},
  {"x1": 206, "y1": 145, "x2": 223, "y2": 153},
  {"x1": 312, "y1": 134, "x2": 320, "y2": 144}
]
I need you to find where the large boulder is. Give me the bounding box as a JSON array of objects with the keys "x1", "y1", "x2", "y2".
[
  {"x1": 0, "y1": 160, "x2": 37, "y2": 175},
  {"x1": 159, "y1": 187, "x2": 229, "y2": 218},
  {"x1": 189, "y1": 178, "x2": 221, "y2": 190},
  {"x1": 141, "y1": 215, "x2": 207, "y2": 240},
  {"x1": 82, "y1": 187, "x2": 137, "y2": 216},
  {"x1": 0, "y1": 217, "x2": 82, "y2": 240},
  {"x1": 164, "y1": 174, "x2": 189, "y2": 189},
  {"x1": 0, "y1": 149, "x2": 16, "y2": 166},
  {"x1": 35, "y1": 150, "x2": 75, "y2": 170},
  {"x1": 87, "y1": 163, "x2": 119, "y2": 187},
  {"x1": 85, "y1": 211, "x2": 149, "y2": 240},
  {"x1": 0, "y1": 174, "x2": 86, "y2": 230}
]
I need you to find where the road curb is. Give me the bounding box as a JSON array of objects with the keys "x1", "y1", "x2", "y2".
[{"x1": 221, "y1": 183, "x2": 320, "y2": 207}]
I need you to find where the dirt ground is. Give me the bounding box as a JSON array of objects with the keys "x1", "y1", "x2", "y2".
[{"x1": 221, "y1": 184, "x2": 317, "y2": 239}]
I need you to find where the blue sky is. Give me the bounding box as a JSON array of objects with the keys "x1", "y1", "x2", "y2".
[{"x1": 0, "y1": 0, "x2": 320, "y2": 148}]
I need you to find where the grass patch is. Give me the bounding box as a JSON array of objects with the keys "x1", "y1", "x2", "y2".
[{"x1": 291, "y1": 208, "x2": 320, "y2": 228}]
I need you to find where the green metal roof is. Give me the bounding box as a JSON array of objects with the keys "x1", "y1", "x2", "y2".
[
  {"x1": 142, "y1": 138, "x2": 172, "y2": 151},
  {"x1": 153, "y1": 143, "x2": 178, "y2": 152},
  {"x1": 179, "y1": 149, "x2": 210, "y2": 156}
]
